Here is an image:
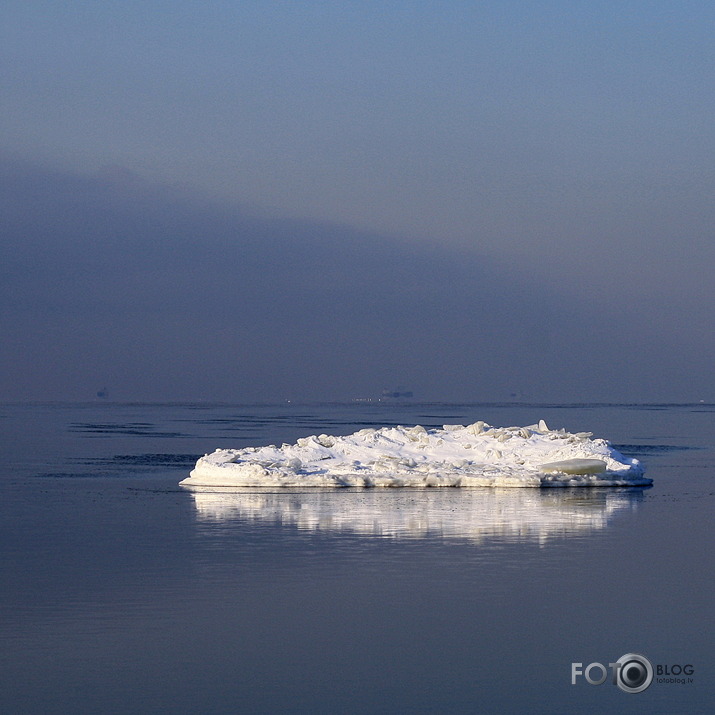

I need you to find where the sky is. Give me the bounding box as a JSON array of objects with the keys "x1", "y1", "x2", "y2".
[{"x1": 2, "y1": 1, "x2": 714, "y2": 402}]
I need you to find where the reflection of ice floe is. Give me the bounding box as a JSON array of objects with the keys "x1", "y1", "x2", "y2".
[
  {"x1": 181, "y1": 420, "x2": 650, "y2": 488},
  {"x1": 183, "y1": 487, "x2": 647, "y2": 544}
]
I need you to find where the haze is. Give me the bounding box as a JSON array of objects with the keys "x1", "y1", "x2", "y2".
[{"x1": 2, "y1": 2, "x2": 714, "y2": 402}]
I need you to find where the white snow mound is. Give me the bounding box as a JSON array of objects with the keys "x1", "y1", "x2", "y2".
[{"x1": 180, "y1": 420, "x2": 650, "y2": 488}]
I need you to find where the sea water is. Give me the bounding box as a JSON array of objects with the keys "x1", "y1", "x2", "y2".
[{"x1": 0, "y1": 402, "x2": 712, "y2": 714}]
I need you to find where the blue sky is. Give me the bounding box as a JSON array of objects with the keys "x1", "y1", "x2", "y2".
[{"x1": 2, "y1": 2, "x2": 714, "y2": 401}]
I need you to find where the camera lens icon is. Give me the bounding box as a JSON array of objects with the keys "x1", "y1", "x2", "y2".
[{"x1": 615, "y1": 653, "x2": 653, "y2": 693}]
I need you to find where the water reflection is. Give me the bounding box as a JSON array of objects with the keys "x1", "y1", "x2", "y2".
[{"x1": 183, "y1": 487, "x2": 648, "y2": 544}]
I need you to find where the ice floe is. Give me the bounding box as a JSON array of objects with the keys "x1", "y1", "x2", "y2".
[{"x1": 180, "y1": 420, "x2": 650, "y2": 488}]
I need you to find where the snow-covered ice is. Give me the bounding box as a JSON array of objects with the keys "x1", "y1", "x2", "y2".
[{"x1": 180, "y1": 420, "x2": 650, "y2": 488}]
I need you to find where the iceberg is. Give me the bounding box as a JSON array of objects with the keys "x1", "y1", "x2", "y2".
[{"x1": 180, "y1": 420, "x2": 651, "y2": 488}]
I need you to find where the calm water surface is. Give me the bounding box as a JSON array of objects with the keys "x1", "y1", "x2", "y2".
[{"x1": 0, "y1": 402, "x2": 713, "y2": 714}]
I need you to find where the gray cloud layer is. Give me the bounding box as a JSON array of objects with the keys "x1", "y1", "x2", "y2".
[
  {"x1": 2, "y1": 156, "x2": 712, "y2": 402},
  {"x1": 3, "y1": 4, "x2": 714, "y2": 401}
]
